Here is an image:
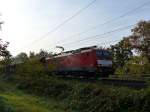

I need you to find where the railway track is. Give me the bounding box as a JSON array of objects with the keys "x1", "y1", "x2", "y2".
[
  {"x1": 99, "y1": 78, "x2": 148, "y2": 89},
  {"x1": 57, "y1": 75, "x2": 148, "y2": 89}
]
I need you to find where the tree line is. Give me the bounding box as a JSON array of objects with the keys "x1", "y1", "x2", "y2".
[{"x1": 110, "y1": 20, "x2": 150, "y2": 75}]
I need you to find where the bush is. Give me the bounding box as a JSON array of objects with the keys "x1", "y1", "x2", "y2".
[
  {"x1": 144, "y1": 63, "x2": 150, "y2": 74},
  {"x1": 67, "y1": 84, "x2": 150, "y2": 112},
  {"x1": 0, "y1": 96, "x2": 14, "y2": 112},
  {"x1": 14, "y1": 60, "x2": 72, "y2": 99}
]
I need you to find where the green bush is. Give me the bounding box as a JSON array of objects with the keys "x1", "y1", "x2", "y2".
[
  {"x1": 67, "y1": 84, "x2": 150, "y2": 112},
  {"x1": 144, "y1": 63, "x2": 150, "y2": 74},
  {"x1": 0, "y1": 96, "x2": 14, "y2": 112},
  {"x1": 115, "y1": 67, "x2": 125, "y2": 75},
  {"x1": 14, "y1": 60, "x2": 72, "y2": 99}
]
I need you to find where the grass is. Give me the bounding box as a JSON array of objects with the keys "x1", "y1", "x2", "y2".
[
  {"x1": 0, "y1": 91, "x2": 65, "y2": 112},
  {"x1": 0, "y1": 81, "x2": 65, "y2": 112}
]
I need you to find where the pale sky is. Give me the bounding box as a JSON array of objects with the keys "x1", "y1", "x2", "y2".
[{"x1": 0, "y1": 0, "x2": 150, "y2": 56}]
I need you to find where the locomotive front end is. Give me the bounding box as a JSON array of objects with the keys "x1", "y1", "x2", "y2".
[{"x1": 96, "y1": 50, "x2": 114, "y2": 76}]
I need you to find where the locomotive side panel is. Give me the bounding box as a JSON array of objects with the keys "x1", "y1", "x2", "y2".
[
  {"x1": 95, "y1": 50, "x2": 114, "y2": 75},
  {"x1": 57, "y1": 50, "x2": 97, "y2": 75}
]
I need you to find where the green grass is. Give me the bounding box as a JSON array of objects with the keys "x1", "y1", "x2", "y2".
[
  {"x1": 0, "y1": 81, "x2": 65, "y2": 112},
  {"x1": 0, "y1": 91, "x2": 65, "y2": 112}
]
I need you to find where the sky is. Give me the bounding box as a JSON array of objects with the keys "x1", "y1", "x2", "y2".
[{"x1": 0, "y1": 0, "x2": 150, "y2": 56}]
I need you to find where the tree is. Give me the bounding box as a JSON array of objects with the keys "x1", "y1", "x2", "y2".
[
  {"x1": 0, "y1": 39, "x2": 11, "y2": 58},
  {"x1": 14, "y1": 52, "x2": 28, "y2": 63},
  {"x1": 124, "y1": 56, "x2": 149, "y2": 75},
  {"x1": 110, "y1": 37, "x2": 133, "y2": 68},
  {"x1": 29, "y1": 51, "x2": 36, "y2": 59},
  {"x1": 0, "y1": 39, "x2": 11, "y2": 65},
  {"x1": 36, "y1": 49, "x2": 52, "y2": 58},
  {"x1": 130, "y1": 20, "x2": 150, "y2": 63}
]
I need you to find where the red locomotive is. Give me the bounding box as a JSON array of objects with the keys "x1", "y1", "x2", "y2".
[{"x1": 44, "y1": 46, "x2": 114, "y2": 77}]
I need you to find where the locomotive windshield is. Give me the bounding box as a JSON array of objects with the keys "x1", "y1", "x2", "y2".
[{"x1": 96, "y1": 50, "x2": 111, "y2": 58}]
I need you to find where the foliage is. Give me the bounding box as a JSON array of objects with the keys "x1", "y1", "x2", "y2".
[
  {"x1": 14, "y1": 60, "x2": 72, "y2": 99},
  {"x1": 29, "y1": 49, "x2": 53, "y2": 60},
  {"x1": 144, "y1": 63, "x2": 150, "y2": 74},
  {"x1": 0, "y1": 96, "x2": 14, "y2": 112},
  {"x1": 125, "y1": 56, "x2": 149, "y2": 74},
  {"x1": 3, "y1": 72, "x2": 150, "y2": 112},
  {"x1": 0, "y1": 39, "x2": 11, "y2": 67},
  {"x1": 0, "y1": 92, "x2": 65, "y2": 112},
  {"x1": 29, "y1": 51, "x2": 36, "y2": 59},
  {"x1": 14, "y1": 70, "x2": 150, "y2": 112},
  {"x1": 115, "y1": 67, "x2": 125, "y2": 75},
  {"x1": 110, "y1": 37, "x2": 133, "y2": 67},
  {"x1": 67, "y1": 84, "x2": 150, "y2": 112},
  {"x1": 115, "y1": 56, "x2": 150, "y2": 75},
  {"x1": 0, "y1": 39, "x2": 11, "y2": 58},
  {"x1": 110, "y1": 20, "x2": 150, "y2": 74},
  {"x1": 0, "y1": 85, "x2": 65, "y2": 112},
  {"x1": 14, "y1": 52, "x2": 28, "y2": 63},
  {"x1": 37, "y1": 49, "x2": 53, "y2": 58},
  {"x1": 129, "y1": 21, "x2": 150, "y2": 63}
]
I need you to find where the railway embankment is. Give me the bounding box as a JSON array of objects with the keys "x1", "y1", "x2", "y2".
[
  {"x1": 2, "y1": 74, "x2": 150, "y2": 112},
  {"x1": 1, "y1": 60, "x2": 150, "y2": 112}
]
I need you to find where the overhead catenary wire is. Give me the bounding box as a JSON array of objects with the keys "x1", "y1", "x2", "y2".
[
  {"x1": 19, "y1": 0, "x2": 97, "y2": 50},
  {"x1": 58, "y1": 24, "x2": 135, "y2": 47},
  {"x1": 48, "y1": 0, "x2": 150, "y2": 48},
  {"x1": 97, "y1": 39, "x2": 121, "y2": 47},
  {"x1": 18, "y1": 0, "x2": 150, "y2": 53},
  {"x1": 95, "y1": 39, "x2": 121, "y2": 49}
]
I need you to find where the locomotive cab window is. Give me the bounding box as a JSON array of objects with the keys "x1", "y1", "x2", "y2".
[
  {"x1": 103, "y1": 51, "x2": 111, "y2": 57},
  {"x1": 96, "y1": 50, "x2": 103, "y2": 56},
  {"x1": 96, "y1": 50, "x2": 111, "y2": 58}
]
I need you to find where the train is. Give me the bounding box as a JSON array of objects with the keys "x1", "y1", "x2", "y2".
[{"x1": 42, "y1": 46, "x2": 114, "y2": 77}]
